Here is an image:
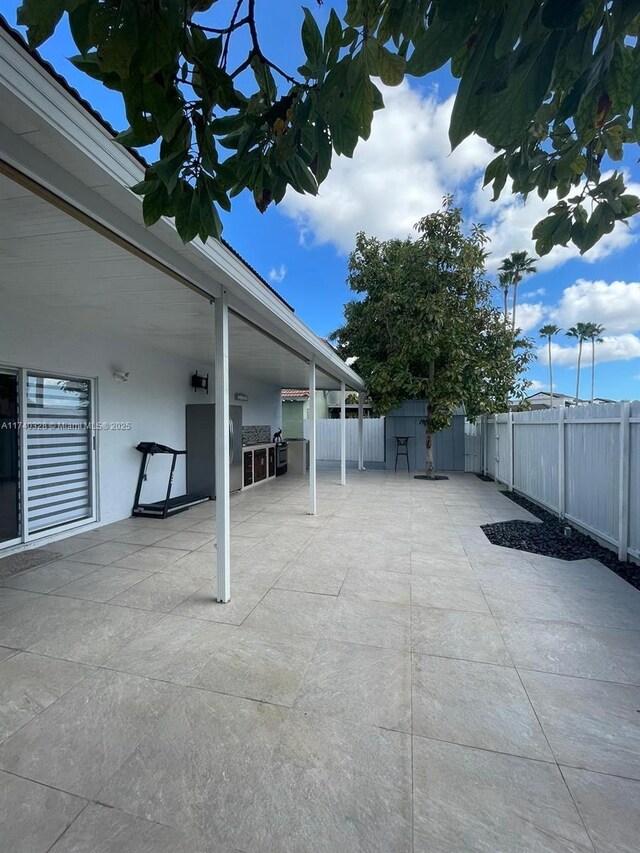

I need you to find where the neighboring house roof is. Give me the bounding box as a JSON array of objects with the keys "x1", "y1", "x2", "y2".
[
  {"x1": 0, "y1": 15, "x2": 293, "y2": 313},
  {"x1": 282, "y1": 389, "x2": 310, "y2": 400},
  {"x1": 526, "y1": 392, "x2": 617, "y2": 404},
  {"x1": 527, "y1": 392, "x2": 574, "y2": 400}
]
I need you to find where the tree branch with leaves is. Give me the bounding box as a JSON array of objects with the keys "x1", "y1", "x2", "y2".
[{"x1": 16, "y1": 1, "x2": 640, "y2": 249}]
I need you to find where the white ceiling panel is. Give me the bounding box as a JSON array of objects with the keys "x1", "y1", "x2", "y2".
[{"x1": 0, "y1": 173, "x2": 348, "y2": 389}]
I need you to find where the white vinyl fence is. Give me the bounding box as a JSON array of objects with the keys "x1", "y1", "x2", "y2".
[
  {"x1": 483, "y1": 402, "x2": 640, "y2": 561},
  {"x1": 303, "y1": 418, "x2": 385, "y2": 462}
]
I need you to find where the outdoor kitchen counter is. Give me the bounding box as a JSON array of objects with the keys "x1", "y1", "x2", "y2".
[{"x1": 242, "y1": 443, "x2": 278, "y2": 489}]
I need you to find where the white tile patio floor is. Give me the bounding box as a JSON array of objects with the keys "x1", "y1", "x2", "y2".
[{"x1": 0, "y1": 471, "x2": 639, "y2": 852}]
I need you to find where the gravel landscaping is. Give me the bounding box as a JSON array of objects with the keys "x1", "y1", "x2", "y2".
[{"x1": 481, "y1": 490, "x2": 640, "y2": 592}]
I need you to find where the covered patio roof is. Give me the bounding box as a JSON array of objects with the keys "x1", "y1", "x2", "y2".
[{"x1": 0, "y1": 22, "x2": 363, "y2": 392}]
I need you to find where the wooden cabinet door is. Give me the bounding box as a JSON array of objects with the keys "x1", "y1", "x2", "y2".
[
  {"x1": 254, "y1": 449, "x2": 267, "y2": 482},
  {"x1": 268, "y1": 446, "x2": 275, "y2": 477}
]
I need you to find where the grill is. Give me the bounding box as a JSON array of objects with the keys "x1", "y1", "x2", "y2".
[{"x1": 275, "y1": 442, "x2": 288, "y2": 476}]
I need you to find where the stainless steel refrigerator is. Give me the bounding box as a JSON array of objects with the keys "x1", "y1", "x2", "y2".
[{"x1": 186, "y1": 404, "x2": 243, "y2": 497}]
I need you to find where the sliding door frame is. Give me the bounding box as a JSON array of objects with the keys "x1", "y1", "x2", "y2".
[
  {"x1": 0, "y1": 362, "x2": 99, "y2": 549},
  {"x1": 0, "y1": 367, "x2": 21, "y2": 548}
]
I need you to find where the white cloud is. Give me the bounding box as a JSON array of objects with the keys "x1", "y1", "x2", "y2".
[
  {"x1": 280, "y1": 83, "x2": 493, "y2": 253},
  {"x1": 278, "y1": 80, "x2": 639, "y2": 277},
  {"x1": 515, "y1": 302, "x2": 546, "y2": 333},
  {"x1": 522, "y1": 287, "x2": 546, "y2": 298},
  {"x1": 268, "y1": 264, "x2": 287, "y2": 283},
  {"x1": 542, "y1": 334, "x2": 640, "y2": 367},
  {"x1": 549, "y1": 279, "x2": 640, "y2": 334},
  {"x1": 527, "y1": 379, "x2": 547, "y2": 392}
]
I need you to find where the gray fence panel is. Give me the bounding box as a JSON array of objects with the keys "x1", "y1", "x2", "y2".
[
  {"x1": 303, "y1": 418, "x2": 385, "y2": 463},
  {"x1": 513, "y1": 416, "x2": 559, "y2": 511},
  {"x1": 564, "y1": 421, "x2": 620, "y2": 543}
]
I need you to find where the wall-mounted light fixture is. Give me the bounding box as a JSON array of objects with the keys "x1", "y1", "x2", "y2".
[
  {"x1": 191, "y1": 371, "x2": 209, "y2": 393},
  {"x1": 234, "y1": 392, "x2": 249, "y2": 402},
  {"x1": 113, "y1": 370, "x2": 130, "y2": 382}
]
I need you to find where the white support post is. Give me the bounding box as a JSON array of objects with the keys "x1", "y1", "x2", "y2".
[
  {"x1": 357, "y1": 391, "x2": 365, "y2": 471},
  {"x1": 507, "y1": 411, "x2": 514, "y2": 492},
  {"x1": 482, "y1": 416, "x2": 488, "y2": 477},
  {"x1": 558, "y1": 406, "x2": 565, "y2": 519},
  {"x1": 618, "y1": 401, "x2": 631, "y2": 561},
  {"x1": 215, "y1": 290, "x2": 231, "y2": 602},
  {"x1": 340, "y1": 381, "x2": 347, "y2": 486},
  {"x1": 309, "y1": 359, "x2": 317, "y2": 515}
]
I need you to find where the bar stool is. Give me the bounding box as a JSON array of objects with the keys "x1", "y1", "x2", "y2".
[{"x1": 395, "y1": 436, "x2": 410, "y2": 473}]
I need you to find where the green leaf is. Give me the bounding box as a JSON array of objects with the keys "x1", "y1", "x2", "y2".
[
  {"x1": 174, "y1": 183, "x2": 201, "y2": 243},
  {"x1": 142, "y1": 183, "x2": 170, "y2": 227},
  {"x1": 476, "y1": 31, "x2": 563, "y2": 148},
  {"x1": 250, "y1": 54, "x2": 276, "y2": 103},
  {"x1": 324, "y1": 8, "x2": 343, "y2": 55},
  {"x1": 406, "y1": 2, "x2": 476, "y2": 77},
  {"x1": 67, "y1": 2, "x2": 93, "y2": 55},
  {"x1": 152, "y1": 150, "x2": 189, "y2": 194},
  {"x1": 302, "y1": 7, "x2": 323, "y2": 73},
  {"x1": 347, "y1": 51, "x2": 375, "y2": 140},
  {"x1": 114, "y1": 121, "x2": 160, "y2": 148},
  {"x1": 372, "y1": 41, "x2": 406, "y2": 87},
  {"x1": 449, "y1": 17, "x2": 502, "y2": 149},
  {"x1": 17, "y1": 0, "x2": 65, "y2": 47},
  {"x1": 196, "y1": 177, "x2": 223, "y2": 241},
  {"x1": 283, "y1": 155, "x2": 318, "y2": 195}
]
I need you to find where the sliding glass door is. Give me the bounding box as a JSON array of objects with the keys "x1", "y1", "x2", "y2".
[
  {"x1": 0, "y1": 372, "x2": 20, "y2": 545},
  {"x1": 25, "y1": 374, "x2": 94, "y2": 534}
]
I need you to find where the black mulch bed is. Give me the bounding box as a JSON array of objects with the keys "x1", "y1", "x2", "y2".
[
  {"x1": 481, "y1": 490, "x2": 640, "y2": 591},
  {"x1": 475, "y1": 473, "x2": 494, "y2": 482}
]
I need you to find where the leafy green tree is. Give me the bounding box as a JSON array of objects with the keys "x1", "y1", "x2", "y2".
[
  {"x1": 538, "y1": 323, "x2": 562, "y2": 406},
  {"x1": 331, "y1": 199, "x2": 534, "y2": 478},
  {"x1": 585, "y1": 321, "x2": 606, "y2": 402},
  {"x1": 566, "y1": 322, "x2": 591, "y2": 403},
  {"x1": 498, "y1": 251, "x2": 538, "y2": 335},
  {"x1": 17, "y1": 1, "x2": 640, "y2": 248}
]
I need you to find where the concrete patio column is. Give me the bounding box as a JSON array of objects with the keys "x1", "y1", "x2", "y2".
[
  {"x1": 340, "y1": 380, "x2": 346, "y2": 486},
  {"x1": 215, "y1": 290, "x2": 231, "y2": 602},
  {"x1": 357, "y1": 391, "x2": 365, "y2": 471},
  {"x1": 309, "y1": 358, "x2": 317, "y2": 515}
]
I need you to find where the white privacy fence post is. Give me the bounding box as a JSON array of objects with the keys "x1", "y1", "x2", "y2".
[
  {"x1": 558, "y1": 407, "x2": 565, "y2": 519},
  {"x1": 340, "y1": 380, "x2": 346, "y2": 486},
  {"x1": 507, "y1": 411, "x2": 514, "y2": 492},
  {"x1": 357, "y1": 392, "x2": 365, "y2": 471},
  {"x1": 308, "y1": 359, "x2": 317, "y2": 515},
  {"x1": 483, "y1": 416, "x2": 488, "y2": 476},
  {"x1": 618, "y1": 401, "x2": 631, "y2": 561}
]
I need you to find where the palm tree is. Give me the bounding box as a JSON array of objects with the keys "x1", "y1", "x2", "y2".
[
  {"x1": 566, "y1": 322, "x2": 590, "y2": 404},
  {"x1": 498, "y1": 251, "x2": 538, "y2": 334},
  {"x1": 584, "y1": 322, "x2": 606, "y2": 402},
  {"x1": 538, "y1": 324, "x2": 562, "y2": 407},
  {"x1": 498, "y1": 271, "x2": 512, "y2": 325}
]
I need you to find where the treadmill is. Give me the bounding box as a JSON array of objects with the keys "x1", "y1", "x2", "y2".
[{"x1": 132, "y1": 442, "x2": 210, "y2": 518}]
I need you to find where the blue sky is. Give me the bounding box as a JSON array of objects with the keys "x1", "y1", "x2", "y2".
[{"x1": 9, "y1": 2, "x2": 640, "y2": 401}]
